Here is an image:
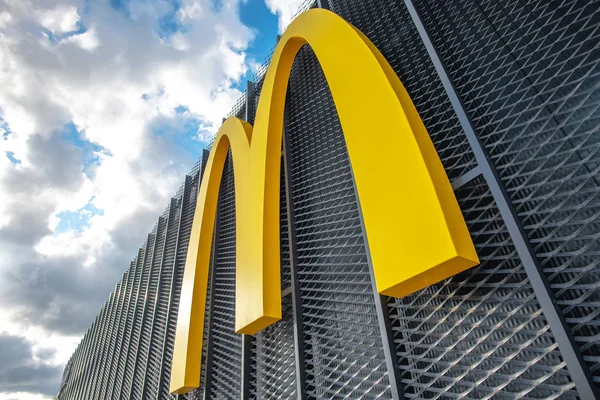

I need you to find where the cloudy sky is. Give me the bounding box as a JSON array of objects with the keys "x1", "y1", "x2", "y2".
[{"x1": 0, "y1": 0, "x2": 305, "y2": 398}]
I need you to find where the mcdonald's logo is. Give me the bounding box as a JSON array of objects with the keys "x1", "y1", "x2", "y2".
[{"x1": 170, "y1": 8, "x2": 479, "y2": 394}]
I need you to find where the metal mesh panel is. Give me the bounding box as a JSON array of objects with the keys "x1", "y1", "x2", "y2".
[
  {"x1": 99, "y1": 276, "x2": 126, "y2": 399},
  {"x1": 145, "y1": 200, "x2": 181, "y2": 399},
  {"x1": 253, "y1": 295, "x2": 297, "y2": 399},
  {"x1": 132, "y1": 217, "x2": 167, "y2": 400},
  {"x1": 207, "y1": 153, "x2": 243, "y2": 399},
  {"x1": 286, "y1": 46, "x2": 392, "y2": 399},
  {"x1": 114, "y1": 248, "x2": 144, "y2": 396},
  {"x1": 227, "y1": 93, "x2": 247, "y2": 120},
  {"x1": 84, "y1": 297, "x2": 110, "y2": 399},
  {"x1": 122, "y1": 234, "x2": 155, "y2": 397},
  {"x1": 122, "y1": 230, "x2": 156, "y2": 398},
  {"x1": 107, "y1": 264, "x2": 134, "y2": 397},
  {"x1": 160, "y1": 174, "x2": 201, "y2": 399},
  {"x1": 412, "y1": 0, "x2": 600, "y2": 386},
  {"x1": 389, "y1": 175, "x2": 577, "y2": 399},
  {"x1": 185, "y1": 210, "x2": 216, "y2": 400},
  {"x1": 248, "y1": 161, "x2": 297, "y2": 400}
]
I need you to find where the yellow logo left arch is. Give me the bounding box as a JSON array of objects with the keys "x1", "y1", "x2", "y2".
[{"x1": 170, "y1": 8, "x2": 479, "y2": 394}]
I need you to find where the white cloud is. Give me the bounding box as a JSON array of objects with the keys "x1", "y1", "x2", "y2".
[
  {"x1": 264, "y1": 0, "x2": 309, "y2": 32},
  {"x1": 0, "y1": 0, "x2": 255, "y2": 397},
  {"x1": 65, "y1": 26, "x2": 99, "y2": 50},
  {"x1": 37, "y1": 4, "x2": 80, "y2": 34},
  {"x1": 179, "y1": 0, "x2": 204, "y2": 21}
]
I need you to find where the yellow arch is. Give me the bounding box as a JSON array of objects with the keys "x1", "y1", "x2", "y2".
[{"x1": 170, "y1": 8, "x2": 478, "y2": 394}]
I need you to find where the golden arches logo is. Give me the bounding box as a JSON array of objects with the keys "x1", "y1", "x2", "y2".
[{"x1": 170, "y1": 8, "x2": 479, "y2": 394}]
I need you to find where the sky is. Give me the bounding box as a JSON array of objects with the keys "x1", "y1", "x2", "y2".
[{"x1": 0, "y1": 0, "x2": 306, "y2": 398}]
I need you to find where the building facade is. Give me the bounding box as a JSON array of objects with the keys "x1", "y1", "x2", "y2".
[{"x1": 58, "y1": 0, "x2": 600, "y2": 399}]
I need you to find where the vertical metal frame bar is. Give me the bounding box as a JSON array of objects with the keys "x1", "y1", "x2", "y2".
[
  {"x1": 82, "y1": 303, "x2": 107, "y2": 399},
  {"x1": 68, "y1": 326, "x2": 86, "y2": 397},
  {"x1": 120, "y1": 234, "x2": 153, "y2": 397},
  {"x1": 202, "y1": 202, "x2": 220, "y2": 399},
  {"x1": 282, "y1": 120, "x2": 309, "y2": 400},
  {"x1": 348, "y1": 164, "x2": 404, "y2": 400},
  {"x1": 241, "y1": 335, "x2": 252, "y2": 400},
  {"x1": 313, "y1": 3, "x2": 402, "y2": 396},
  {"x1": 91, "y1": 291, "x2": 117, "y2": 399},
  {"x1": 141, "y1": 198, "x2": 177, "y2": 398},
  {"x1": 105, "y1": 269, "x2": 131, "y2": 398},
  {"x1": 110, "y1": 253, "x2": 141, "y2": 399},
  {"x1": 157, "y1": 175, "x2": 192, "y2": 396},
  {"x1": 71, "y1": 322, "x2": 92, "y2": 397},
  {"x1": 127, "y1": 224, "x2": 162, "y2": 399},
  {"x1": 99, "y1": 279, "x2": 125, "y2": 399},
  {"x1": 241, "y1": 81, "x2": 255, "y2": 400},
  {"x1": 401, "y1": 0, "x2": 599, "y2": 398}
]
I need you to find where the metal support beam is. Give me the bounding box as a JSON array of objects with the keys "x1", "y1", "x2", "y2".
[
  {"x1": 157, "y1": 175, "x2": 192, "y2": 396},
  {"x1": 402, "y1": 1, "x2": 599, "y2": 398},
  {"x1": 82, "y1": 301, "x2": 108, "y2": 399},
  {"x1": 348, "y1": 164, "x2": 404, "y2": 400},
  {"x1": 127, "y1": 226, "x2": 162, "y2": 399},
  {"x1": 282, "y1": 125, "x2": 308, "y2": 400},
  {"x1": 120, "y1": 233, "x2": 154, "y2": 397},
  {"x1": 71, "y1": 320, "x2": 93, "y2": 398},
  {"x1": 141, "y1": 198, "x2": 178, "y2": 398},
  {"x1": 103, "y1": 269, "x2": 130, "y2": 399},
  {"x1": 98, "y1": 279, "x2": 125, "y2": 399},
  {"x1": 451, "y1": 166, "x2": 482, "y2": 191},
  {"x1": 241, "y1": 335, "x2": 253, "y2": 400},
  {"x1": 202, "y1": 205, "x2": 220, "y2": 399},
  {"x1": 90, "y1": 291, "x2": 117, "y2": 399},
  {"x1": 241, "y1": 80, "x2": 256, "y2": 400},
  {"x1": 109, "y1": 252, "x2": 142, "y2": 399}
]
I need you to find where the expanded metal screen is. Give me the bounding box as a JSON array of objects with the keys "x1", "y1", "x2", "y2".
[{"x1": 58, "y1": 0, "x2": 600, "y2": 399}]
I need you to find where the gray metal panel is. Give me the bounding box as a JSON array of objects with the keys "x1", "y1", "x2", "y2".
[
  {"x1": 206, "y1": 153, "x2": 243, "y2": 399},
  {"x1": 144, "y1": 198, "x2": 181, "y2": 399},
  {"x1": 389, "y1": 175, "x2": 578, "y2": 399},
  {"x1": 285, "y1": 46, "x2": 392, "y2": 399},
  {"x1": 121, "y1": 234, "x2": 155, "y2": 397},
  {"x1": 132, "y1": 216, "x2": 168, "y2": 400},
  {"x1": 410, "y1": 0, "x2": 600, "y2": 390},
  {"x1": 158, "y1": 174, "x2": 200, "y2": 399},
  {"x1": 105, "y1": 268, "x2": 132, "y2": 398},
  {"x1": 113, "y1": 248, "x2": 144, "y2": 397}
]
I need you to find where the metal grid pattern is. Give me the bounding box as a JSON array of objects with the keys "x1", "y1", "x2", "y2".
[
  {"x1": 247, "y1": 161, "x2": 297, "y2": 400},
  {"x1": 389, "y1": 175, "x2": 577, "y2": 399},
  {"x1": 326, "y1": 0, "x2": 475, "y2": 182},
  {"x1": 144, "y1": 198, "x2": 181, "y2": 399},
  {"x1": 206, "y1": 153, "x2": 243, "y2": 399},
  {"x1": 285, "y1": 46, "x2": 392, "y2": 399},
  {"x1": 121, "y1": 232, "x2": 155, "y2": 398},
  {"x1": 159, "y1": 175, "x2": 199, "y2": 399},
  {"x1": 58, "y1": 0, "x2": 600, "y2": 398},
  {"x1": 253, "y1": 295, "x2": 297, "y2": 399},
  {"x1": 132, "y1": 217, "x2": 167, "y2": 400},
  {"x1": 412, "y1": 0, "x2": 600, "y2": 385}
]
